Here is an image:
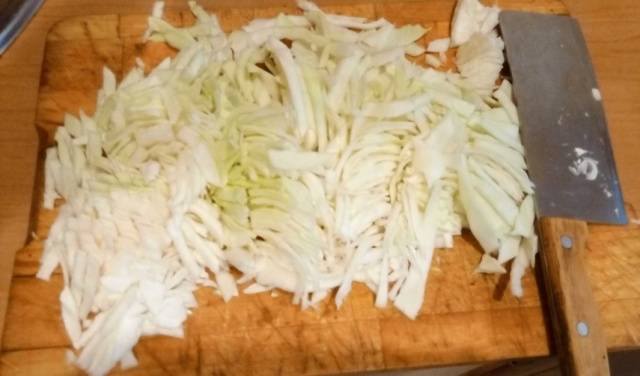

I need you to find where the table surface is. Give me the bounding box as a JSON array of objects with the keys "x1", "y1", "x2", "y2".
[{"x1": 0, "y1": 0, "x2": 639, "y2": 371}]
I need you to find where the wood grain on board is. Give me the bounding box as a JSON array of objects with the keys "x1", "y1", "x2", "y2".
[{"x1": 1, "y1": 1, "x2": 640, "y2": 375}]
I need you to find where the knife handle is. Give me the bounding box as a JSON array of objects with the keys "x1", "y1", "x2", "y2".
[{"x1": 538, "y1": 217, "x2": 609, "y2": 376}]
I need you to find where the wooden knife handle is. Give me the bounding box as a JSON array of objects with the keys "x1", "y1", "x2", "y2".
[{"x1": 538, "y1": 217, "x2": 609, "y2": 376}]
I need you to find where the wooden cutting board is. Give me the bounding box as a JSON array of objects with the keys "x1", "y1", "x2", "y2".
[{"x1": 2, "y1": 1, "x2": 640, "y2": 375}]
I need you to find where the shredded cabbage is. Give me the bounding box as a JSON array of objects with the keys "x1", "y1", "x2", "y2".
[{"x1": 39, "y1": 0, "x2": 536, "y2": 374}]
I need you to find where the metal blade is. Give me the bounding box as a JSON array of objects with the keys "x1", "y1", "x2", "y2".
[
  {"x1": 0, "y1": 0, "x2": 44, "y2": 55},
  {"x1": 500, "y1": 11, "x2": 627, "y2": 224}
]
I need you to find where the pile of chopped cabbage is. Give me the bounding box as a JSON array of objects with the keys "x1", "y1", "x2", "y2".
[{"x1": 39, "y1": 0, "x2": 536, "y2": 374}]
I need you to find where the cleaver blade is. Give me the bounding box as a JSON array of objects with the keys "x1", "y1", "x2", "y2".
[{"x1": 500, "y1": 11, "x2": 627, "y2": 225}]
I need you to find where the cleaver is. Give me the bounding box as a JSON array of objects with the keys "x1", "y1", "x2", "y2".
[{"x1": 500, "y1": 11, "x2": 627, "y2": 376}]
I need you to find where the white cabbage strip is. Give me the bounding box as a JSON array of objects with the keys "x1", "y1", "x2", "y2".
[{"x1": 39, "y1": 0, "x2": 536, "y2": 374}]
